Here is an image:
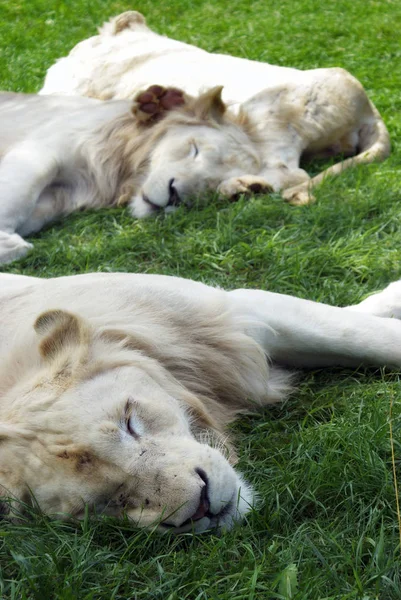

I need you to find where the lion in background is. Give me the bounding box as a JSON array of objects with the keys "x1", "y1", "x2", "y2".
[{"x1": 40, "y1": 10, "x2": 390, "y2": 209}]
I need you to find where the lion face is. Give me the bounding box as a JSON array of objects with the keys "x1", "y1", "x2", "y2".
[
  {"x1": 128, "y1": 86, "x2": 261, "y2": 218},
  {"x1": 130, "y1": 124, "x2": 260, "y2": 218},
  {"x1": 0, "y1": 310, "x2": 253, "y2": 533}
]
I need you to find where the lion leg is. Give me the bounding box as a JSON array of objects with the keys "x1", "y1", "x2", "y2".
[
  {"x1": 282, "y1": 112, "x2": 390, "y2": 206},
  {"x1": 0, "y1": 144, "x2": 58, "y2": 262},
  {"x1": 227, "y1": 284, "x2": 401, "y2": 368}
]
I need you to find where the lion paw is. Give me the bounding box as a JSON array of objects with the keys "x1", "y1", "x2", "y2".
[
  {"x1": 282, "y1": 188, "x2": 316, "y2": 206},
  {"x1": 380, "y1": 281, "x2": 401, "y2": 319},
  {"x1": 0, "y1": 231, "x2": 33, "y2": 265},
  {"x1": 132, "y1": 85, "x2": 186, "y2": 124},
  {"x1": 217, "y1": 176, "x2": 274, "y2": 201},
  {"x1": 348, "y1": 280, "x2": 401, "y2": 319}
]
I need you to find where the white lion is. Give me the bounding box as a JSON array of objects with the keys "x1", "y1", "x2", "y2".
[
  {"x1": 40, "y1": 11, "x2": 390, "y2": 207},
  {"x1": 0, "y1": 86, "x2": 266, "y2": 264},
  {"x1": 1, "y1": 271, "x2": 400, "y2": 532}
]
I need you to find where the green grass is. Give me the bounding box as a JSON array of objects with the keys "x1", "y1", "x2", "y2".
[{"x1": 1, "y1": 0, "x2": 401, "y2": 597}]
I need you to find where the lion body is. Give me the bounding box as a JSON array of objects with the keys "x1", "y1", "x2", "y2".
[
  {"x1": 1, "y1": 272, "x2": 401, "y2": 531},
  {"x1": 0, "y1": 88, "x2": 263, "y2": 264}
]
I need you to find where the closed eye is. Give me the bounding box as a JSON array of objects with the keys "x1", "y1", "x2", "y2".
[
  {"x1": 124, "y1": 398, "x2": 143, "y2": 438},
  {"x1": 191, "y1": 142, "x2": 199, "y2": 158},
  {"x1": 127, "y1": 415, "x2": 138, "y2": 437}
]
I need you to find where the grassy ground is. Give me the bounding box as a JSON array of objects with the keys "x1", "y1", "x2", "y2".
[{"x1": 1, "y1": 0, "x2": 401, "y2": 598}]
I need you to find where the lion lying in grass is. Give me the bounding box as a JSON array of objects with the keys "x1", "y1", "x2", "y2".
[
  {"x1": 0, "y1": 85, "x2": 271, "y2": 264},
  {"x1": 1, "y1": 272, "x2": 400, "y2": 532},
  {"x1": 40, "y1": 11, "x2": 390, "y2": 210}
]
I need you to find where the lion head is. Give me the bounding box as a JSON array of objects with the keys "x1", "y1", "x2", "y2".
[
  {"x1": 0, "y1": 308, "x2": 254, "y2": 533},
  {"x1": 104, "y1": 85, "x2": 263, "y2": 218}
]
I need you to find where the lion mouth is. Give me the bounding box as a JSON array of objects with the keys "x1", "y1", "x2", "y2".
[
  {"x1": 142, "y1": 193, "x2": 162, "y2": 212},
  {"x1": 160, "y1": 493, "x2": 236, "y2": 533}
]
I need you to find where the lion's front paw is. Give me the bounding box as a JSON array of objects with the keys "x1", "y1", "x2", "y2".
[
  {"x1": 0, "y1": 232, "x2": 33, "y2": 265},
  {"x1": 217, "y1": 176, "x2": 273, "y2": 201},
  {"x1": 132, "y1": 85, "x2": 186, "y2": 124},
  {"x1": 282, "y1": 187, "x2": 316, "y2": 206}
]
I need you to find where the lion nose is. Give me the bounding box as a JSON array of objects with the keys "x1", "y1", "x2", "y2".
[
  {"x1": 190, "y1": 468, "x2": 210, "y2": 521},
  {"x1": 167, "y1": 178, "x2": 181, "y2": 206}
]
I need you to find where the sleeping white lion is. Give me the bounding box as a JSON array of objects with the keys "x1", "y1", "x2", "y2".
[
  {"x1": 1, "y1": 271, "x2": 401, "y2": 532},
  {"x1": 40, "y1": 11, "x2": 391, "y2": 208},
  {"x1": 0, "y1": 85, "x2": 270, "y2": 264}
]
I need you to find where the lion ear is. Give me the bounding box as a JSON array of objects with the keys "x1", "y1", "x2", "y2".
[
  {"x1": 192, "y1": 86, "x2": 226, "y2": 122},
  {"x1": 34, "y1": 309, "x2": 91, "y2": 363}
]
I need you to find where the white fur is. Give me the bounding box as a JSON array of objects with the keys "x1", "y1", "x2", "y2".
[{"x1": 1, "y1": 272, "x2": 401, "y2": 532}]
